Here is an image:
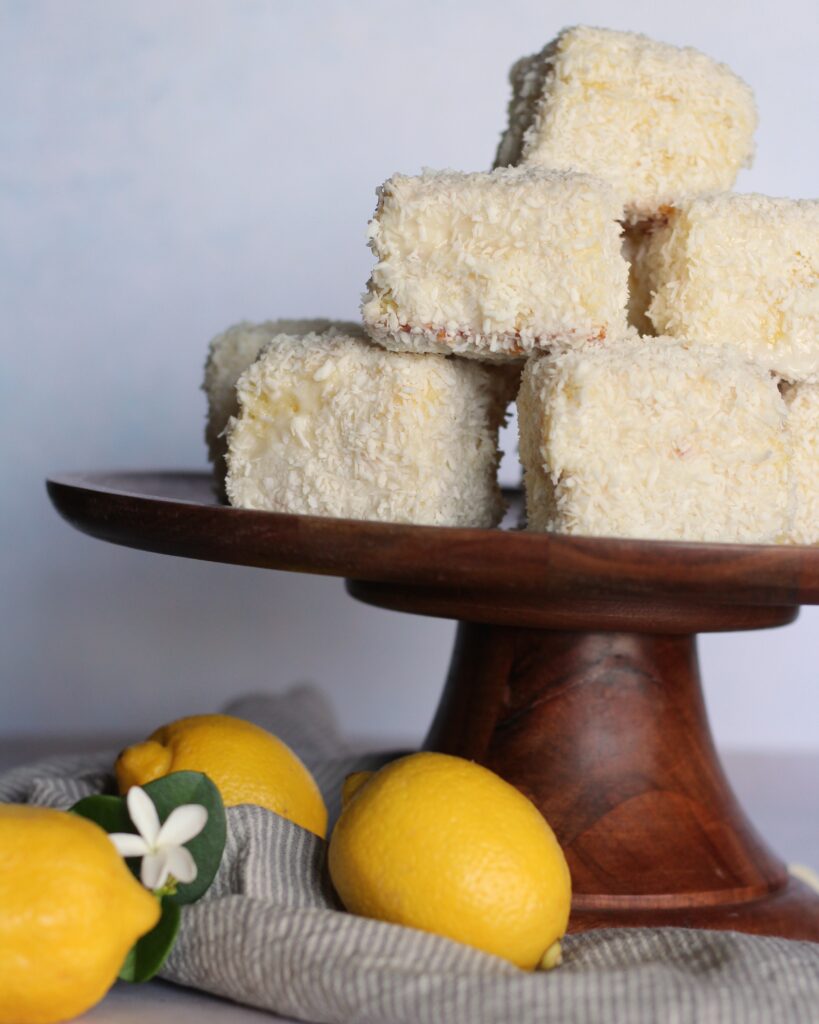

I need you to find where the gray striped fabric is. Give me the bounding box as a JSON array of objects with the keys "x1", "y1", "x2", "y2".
[{"x1": 2, "y1": 685, "x2": 818, "y2": 1024}]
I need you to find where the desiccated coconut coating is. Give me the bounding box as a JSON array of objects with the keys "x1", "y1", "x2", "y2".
[
  {"x1": 644, "y1": 193, "x2": 819, "y2": 382},
  {"x1": 225, "y1": 332, "x2": 505, "y2": 527},
  {"x1": 783, "y1": 384, "x2": 819, "y2": 545},
  {"x1": 494, "y1": 26, "x2": 757, "y2": 222},
  {"x1": 518, "y1": 338, "x2": 791, "y2": 543},
  {"x1": 203, "y1": 319, "x2": 362, "y2": 488},
  {"x1": 361, "y1": 166, "x2": 628, "y2": 361}
]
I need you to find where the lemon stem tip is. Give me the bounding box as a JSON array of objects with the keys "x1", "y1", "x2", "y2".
[{"x1": 538, "y1": 940, "x2": 563, "y2": 971}]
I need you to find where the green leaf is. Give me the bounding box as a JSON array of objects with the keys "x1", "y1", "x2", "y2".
[
  {"x1": 70, "y1": 771, "x2": 226, "y2": 905},
  {"x1": 119, "y1": 898, "x2": 180, "y2": 983},
  {"x1": 141, "y1": 771, "x2": 226, "y2": 905},
  {"x1": 71, "y1": 771, "x2": 225, "y2": 984},
  {"x1": 70, "y1": 794, "x2": 132, "y2": 834},
  {"x1": 70, "y1": 795, "x2": 144, "y2": 884}
]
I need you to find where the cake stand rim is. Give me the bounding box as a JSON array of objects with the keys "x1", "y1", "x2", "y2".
[{"x1": 45, "y1": 469, "x2": 819, "y2": 608}]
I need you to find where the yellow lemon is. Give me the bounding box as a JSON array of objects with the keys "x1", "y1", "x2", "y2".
[
  {"x1": 328, "y1": 752, "x2": 571, "y2": 970},
  {"x1": 115, "y1": 713, "x2": 327, "y2": 838},
  {"x1": 0, "y1": 805, "x2": 160, "y2": 1024}
]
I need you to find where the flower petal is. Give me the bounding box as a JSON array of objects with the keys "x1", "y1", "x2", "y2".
[
  {"x1": 141, "y1": 848, "x2": 171, "y2": 890},
  {"x1": 166, "y1": 844, "x2": 198, "y2": 884},
  {"x1": 157, "y1": 804, "x2": 208, "y2": 847},
  {"x1": 109, "y1": 833, "x2": 150, "y2": 858},
  {"x1": 127, "y1": 786, "x2": 161, "y2": 846}
]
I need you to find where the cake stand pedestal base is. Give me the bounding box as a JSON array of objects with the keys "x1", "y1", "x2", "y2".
[{"x1": 345, "y1": 593, "x2": 819, "y2": 941}]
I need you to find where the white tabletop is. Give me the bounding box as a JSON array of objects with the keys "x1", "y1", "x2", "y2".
[{"x1": 82, "y1": 979, "x2": 288, "y2": 1023}]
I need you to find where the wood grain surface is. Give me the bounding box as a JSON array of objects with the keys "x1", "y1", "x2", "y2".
[
  {"x1": 46, "y1": 472, "x2": 819, "y2": 619},
  {"x1": 424, "y1": 625, "x2": 819, "y2": 939}
]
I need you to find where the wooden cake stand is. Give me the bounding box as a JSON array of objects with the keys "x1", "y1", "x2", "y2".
[{"x1": 47, "y1": 471, "x2": 819, "y2": 941}]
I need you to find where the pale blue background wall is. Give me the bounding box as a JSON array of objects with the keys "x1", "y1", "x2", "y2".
[{"x1": 2, "y1": 0, "x2": 817, "y2": 748}]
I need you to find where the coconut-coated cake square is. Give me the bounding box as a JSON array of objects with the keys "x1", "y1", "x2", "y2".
[
  {"x1": 226, "y1": 332, "x2": 506, "y2": 527},
  {"x1": 518, "y1": 338, "x2": 791, "y2": 543},
  {"x1": 362, "y1": 166, "x2": 627, "y2": 362},
  {"x1": 643, "y1": 193, "x2": 819, "y2": 382},
  {"x1": 495, "y1": 26, "x2": 757, "y2": 222}
]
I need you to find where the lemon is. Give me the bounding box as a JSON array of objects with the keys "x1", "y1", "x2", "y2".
[
  {"x1": 0, "y1": 805, "x2": 160, "y2": 1024},
  {"x1": 328, "y1": 752, "x2": 571, "y2": 970},
  {"x1": 115, "y1": 713, "x2": 327, "y2": 838}
]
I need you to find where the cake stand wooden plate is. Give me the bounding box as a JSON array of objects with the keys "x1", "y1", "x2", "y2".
[{"x1": 47, "y1": 471, "x2": 819, "y2": 941}]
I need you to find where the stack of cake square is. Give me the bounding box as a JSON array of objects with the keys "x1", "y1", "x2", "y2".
[{"x1": 203, "y1": 25, "x2": 817, "y2": 545}]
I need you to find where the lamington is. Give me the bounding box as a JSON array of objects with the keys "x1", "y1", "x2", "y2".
[
  {"x1": 494, "y1": 26, "x2": 757, "y2": 222},
  {"x1": 361, "y1": 166, "x2": 628, "y2": 361},
  {"x1": 203, "y1": 318, "x2": 362, "y2": 488},
  {"x1": 225, "y1": 332, "x2": 505, "y2": 527},
  {"x1": 518, "y1": 338, "x2": 791, "y2": 543},
  {"x1": 783, "y1": 384, "x2": 819, "y2": 545},
  {"x1": 643, "y1": 193, "x2": 819, "y2": 381}
]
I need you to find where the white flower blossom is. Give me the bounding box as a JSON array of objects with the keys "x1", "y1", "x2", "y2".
[{"x1": 110, "y1": 786, "x2": 207, "y2": 891}]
